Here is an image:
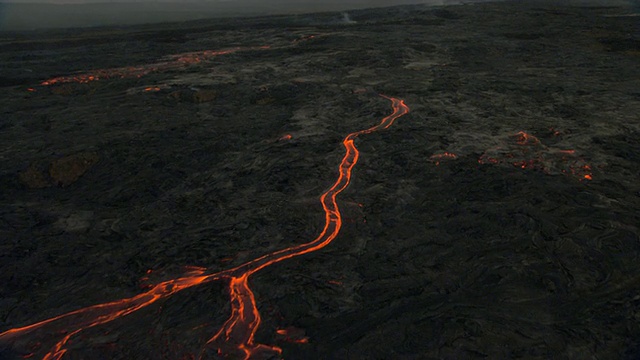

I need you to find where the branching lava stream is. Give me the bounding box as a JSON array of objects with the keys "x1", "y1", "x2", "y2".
[{"x1": 0, "y1": 96, "x2": 410, "y2": 359}]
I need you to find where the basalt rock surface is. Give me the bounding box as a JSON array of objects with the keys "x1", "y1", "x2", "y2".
[{"x1": 0, "y1": 1, "x2": 639, "y2": 359}]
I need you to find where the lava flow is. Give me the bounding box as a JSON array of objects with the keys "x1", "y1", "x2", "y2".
[
  {"x1": 37, "y1": 35, "x2": 318, "y2": 88},
  {"x1": 39, "y1": 47, "x2": 262, "y2": 86},
  {"x1": 477, "y1": 131, "x2": 594, "y2": 181},
  {"x1": 0, "y1": 96, "x2": 409, "y2": 359}
]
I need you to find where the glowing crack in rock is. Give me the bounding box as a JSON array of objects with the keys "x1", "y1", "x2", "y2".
[
  {"x1": 40, "y1": 47, "x2": 253, "y2": 86},
  {"x1": 0, "y1": 96, "x2": 410, "y2": 360},
  {"x1": 35, "y1": 35, "x2": 317, "y2": 90},
  {"x1": 476, "y1": 131, "x2": 594, "y2": 181},
  {"x1": 429, "y1": 152, "x2": 458, "y2": 166}
]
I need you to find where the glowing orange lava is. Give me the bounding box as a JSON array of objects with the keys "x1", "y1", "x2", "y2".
[
  {"x1": 514, "y1": 130, "x2": 540, "y2": 146},
  {"x1": 0, "y1": 96, "x2": 409, "y2": 359},
  {"x1": 477, "y1": 131, "x2": 593, "y2": 181},
  {"x1": 203, "y1": 95, "x2": 409, "y2": 358},
  {"x1": 275, "y1": 327, "x2": 309, "y2": 344},
  {"x1": 429, "y1": 152, "x2": 458, "y2": 166},
  {"x1": 36, "y1": 40, "x2": 304, "y2": 89},
  {"x1": 39, "y1": 46, "x2": 270, "y2": 86}
]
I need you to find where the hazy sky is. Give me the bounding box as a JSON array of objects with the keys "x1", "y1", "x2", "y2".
[
  {"x1": 1, "y1": 0, "x2": 457, "y2": 2},
  {"x1": 0, "y1": 0, "x2": 455, "y2": 2}
]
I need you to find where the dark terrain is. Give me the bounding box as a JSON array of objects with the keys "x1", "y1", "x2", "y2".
[
  {"x1": 1, "y1": 1, "x2": 640, "y2": 359},
  {"x1": 0, "y1": 0, "x2": 501, "y2": 31}
]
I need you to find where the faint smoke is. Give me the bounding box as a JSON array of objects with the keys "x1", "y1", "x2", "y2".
[{"x1": 341, "y1": 12, "x2": 356, "y2": 24}]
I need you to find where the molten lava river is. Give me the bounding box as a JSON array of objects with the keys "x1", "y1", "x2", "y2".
[
  {"x1": 5, "y1": 4, "x2": 640, "y2": 358},
  {"x1": 0, "y1": 93, "x2": 409, "y2": 359}
]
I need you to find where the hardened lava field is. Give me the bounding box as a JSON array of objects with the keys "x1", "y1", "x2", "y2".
[{"x1": 1, "y1": 1, "x2": 639, "y2": 359}]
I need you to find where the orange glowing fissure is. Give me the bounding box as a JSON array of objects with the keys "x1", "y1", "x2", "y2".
[
  {"x1": 0, "y1": 96, "x2": 409, "y2": 359},
  {"x1": 35, "y1": 35, "x2": 316, "y2": 89},
  {"x1": 39, "y1": 48, "x2": 248, "y2": 86}
]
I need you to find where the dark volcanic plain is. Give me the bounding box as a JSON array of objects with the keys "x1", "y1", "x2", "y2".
[{"x1": 1, "y1": 1, "x2": 640, "y2": 359}]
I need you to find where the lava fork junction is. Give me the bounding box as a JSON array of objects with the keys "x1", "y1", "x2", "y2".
[{"x1": 0, "y1": 96, "x2": 410, "y2": 359}]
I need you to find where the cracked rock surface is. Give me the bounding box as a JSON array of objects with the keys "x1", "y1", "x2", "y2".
[{"x1": 1, "y1": 1, "x2": 639, "y2": 358}]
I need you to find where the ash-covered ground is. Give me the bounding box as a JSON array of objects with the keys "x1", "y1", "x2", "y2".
[{"x1": 1, "y1": 1, "x2": 639, "y2": 359}]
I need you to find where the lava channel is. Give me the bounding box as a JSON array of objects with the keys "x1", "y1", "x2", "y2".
[{"x1": 0, "y1": 95, "x2": 410, "y2": 360}]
